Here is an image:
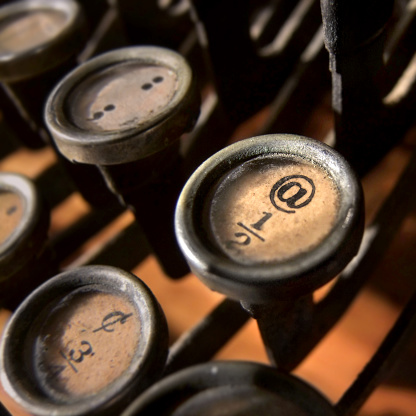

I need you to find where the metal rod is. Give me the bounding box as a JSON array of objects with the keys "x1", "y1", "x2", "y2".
[
  {"x1": 164, "y1": 298, "x2": 250, "y2": 375},
  {"x1": 335, "y1": 289, "x2": 416, "y2": 416},
  {"x1": 294, "y1": 145, "x2": 416, "y2": 366}
]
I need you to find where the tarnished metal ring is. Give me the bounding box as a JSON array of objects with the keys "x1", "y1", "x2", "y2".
[
  {"x1": 0, "y1": 172, "x2": 47, "y2": 280},
  {"x1": 122, "y1": 361, "x2": 336, "y2": 415}
]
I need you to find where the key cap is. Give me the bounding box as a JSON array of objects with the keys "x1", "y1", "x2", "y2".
[
  {"x1": 0, "y1": 0, "x2": 87, "y2": 146},
  {"x1": 122, "y1": 361, "x2": 336, "y2": 416},
  {"x1": 0, "y1": 172, "x2": 55, "y2": 310},
  {"x1": 175, "y1": 134, "x2": 364, "y2": 367},
  {"x1": 0, "y1": 0, "x2": 114, "y2": 207},
  {"x1": 45, "y1": 45, "x2": 200, "y2": 278},
  {"x1": 0, "y1": 265, "x2": 168, "y2": 415}
]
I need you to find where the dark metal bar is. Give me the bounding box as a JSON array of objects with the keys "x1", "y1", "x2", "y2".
[
  {"x1": 259, "y1": 27, "x2": 331, "y2": 136},
  {"x1": 181, "y1": 93, "x2": 235, "y2": 176},
  {"x1": 34, "y1": 159, "x2": 118, "y2": 210},
  {"x1": 189, "y1": 0, "x2": 323, "y2": 123},
  {"x1": 77, "y1": 0, "x2": 110, "y2": 31},
  {"x1": 100, "y1": 152, "x2": 191, "y2": 279},
  {"x1": 116, "y1": 0, "x2": 193, "y2": 49},
  {"x1": 320, "y1": 0, "x2": 397, "y2": 176},
  {"x1": 0, "y1": 401, "x2": 11, "y2": 416},
  {"x1": 251, "y1": 0, "x2": 299, "y2": 50},
  {"x1": 3, "y1": 58, "x2": 77, "y2": 142},
  {"x1": 83, "y1": 222, "x2": 150, "y2": 270},
  {"x1": 383, "y1": 0, "x2": 416, "y2": 94},
  {"x1": 78, "y1": 4, "x2": 130, "y2": 62},
  {"x1": 242, "y1": 295, "x2": 315, "y2": 370},
  {"x1": 0, "y1": 123, "x2": 20, "y2": 159},
  {"x1": 290, "y1": 145, "x2": 416, "y2": 367},
  {"x1": 34, "y1": 163, "x2": 76, "y2": 209},
  {"x1": 164, "y1": 298, "x2": 250, "y2": 375},
  {"x1": 50, "y1": 203, "x2": 124, "y2": 264},
  {"x1": 335, "y1": 290, "x2": 416, "y2": 416},
  {"x1": 0, "y1": 86, "x2": 43, "y2": 150}
]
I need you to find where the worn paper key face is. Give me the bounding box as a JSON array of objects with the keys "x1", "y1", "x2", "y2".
[
  {"x1": 34, "y1": 289, "x2": 141, "y2": 398},
  {"x1": 0, "y1": 9, "x2": 67, "y2": 55},
  {"x1": 0, "y1": 191, "x2": 24, "y2": 247},
  {"x1": 208, "y1": 155, "x2": 340, "y2": 265},
  {"x1": 68, "y1": 62, "x2": 179, "y2": 133}
]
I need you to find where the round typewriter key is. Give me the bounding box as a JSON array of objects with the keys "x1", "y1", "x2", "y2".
[
  {"x1": 0, "y1": 8, "x2": 68, "y2": 54},
  {"x1": 45, "y1": 46, "x2": 200, "y2": 278},
  {"x1": 175, "y1": 134, "x2": 364, "y2": 367},
  {"x1": 122, "y1": 361, "x2": 336, "y2": 415},
  {"x1": 176, "y1": 134, "x2": 364, "y2": 303},
  {"x1": 45, "y1": 46, "x2": 198, "y2": 165},
  {"x1": 0, "y1": 0, "x2": 87, "y2": 150},
  {"x1": 0, "y1": 0, "x2": 85, "y2": 82},
  {"x1": 0, "y1": 0, "x2": 86, "y2": 132},
  {"x1": 0, "y1": 0, "x2": 116, "y2": 206},
  {"x1": 0, "y1": 265, "x2": 168, "y2": 415},
  {"x1": 0, "y1": 172, "x2": 53, "y2": 310}
]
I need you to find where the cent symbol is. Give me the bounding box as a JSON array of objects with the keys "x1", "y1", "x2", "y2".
[{"x1": 270, "y1": 175, "x2": 315, "y2": 214}]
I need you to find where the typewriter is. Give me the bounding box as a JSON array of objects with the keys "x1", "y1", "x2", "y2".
[{"x1": 0, "y1": 0, "x2": 415, "y2": 415}]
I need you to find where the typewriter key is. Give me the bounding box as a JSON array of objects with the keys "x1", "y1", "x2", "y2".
[
  {"x1": 0, "y1": 0, "x2": 84, "y2": 82},
  {"x1": 122, "y1": 361, "x2": 336, "y2": 415},
  {"x1": 175, "y1": 134, "x2": 364, "y2": 367},
  {"x1": 0, "y1": 265, "x2": 168, "y2": 415},
  {"x1": 45, "y1": 46, "x2": 198, "y2": 165},
  {"x1": 0, "y1": 172, "x2": 54, "y2": 310},
  {"x1": 0, "y1": 0, "x2": 86, "y2": 139},
  {"x1": 175, "y1": 134, "x2": 364, "y2": 303},
  {"x1": 45, "y1": 46, "x2": 200, "y2": 278},
  {"x1": 0, "y1": 0, "x2": 117, "y2": 207}
]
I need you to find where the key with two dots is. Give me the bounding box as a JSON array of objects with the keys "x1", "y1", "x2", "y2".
[
  {"x1": 175, "y1": 134, "x2": 364, "y2": 368},
  {"x1": 45, "y1": 46, "x2": 200, "y2": 278}
]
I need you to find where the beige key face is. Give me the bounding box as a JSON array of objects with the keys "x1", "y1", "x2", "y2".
[
  {"x1": 208, "y1": 155, "x2": 340, "y2": 265},
  {"x1": 68, "y1": 63, "x2": 179, "y2": 133},
  {"x1": 0, "y1": 191, "x2": 24, "y2": 247},
  {"x1": 0, "y1": 10, "x2": 67, "y2": 54},
  {"x1": 34, "y1": 291, "x2": 141, "y2": 398}
]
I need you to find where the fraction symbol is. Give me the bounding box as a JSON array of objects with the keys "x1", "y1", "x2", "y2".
[{"x1": 237, "y1": 222, "x2": 265, "y2": 242}]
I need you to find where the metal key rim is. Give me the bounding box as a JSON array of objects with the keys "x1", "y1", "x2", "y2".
[
  {"x1": 122, "y1": 361, "x2": 336, "y2": 416},
  {"x1": 0, "y1": 172, "x2": 44, "y2": 279},
  {"x1": 175, "y1": 134, "x2": 364, "y2": 304}
]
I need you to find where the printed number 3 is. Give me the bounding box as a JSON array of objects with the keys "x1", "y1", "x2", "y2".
[{"x1": 69, "y1": 340, "x2": 93, "y2": 363}]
